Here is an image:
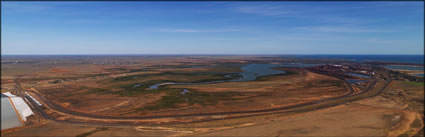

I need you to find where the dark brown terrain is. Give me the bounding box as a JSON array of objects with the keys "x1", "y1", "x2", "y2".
[{"x1": 1, "y1": 55, "x2": 423, "y2": 137}]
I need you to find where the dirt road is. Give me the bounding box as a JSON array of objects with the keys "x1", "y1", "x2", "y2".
[{"x1": 16, "y1": 70, "x2": 392, "y2": 126}]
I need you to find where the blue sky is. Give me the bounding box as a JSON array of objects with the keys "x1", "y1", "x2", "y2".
[{"x1": 1, "y1": 2, "x2": 424, "y2": 55}]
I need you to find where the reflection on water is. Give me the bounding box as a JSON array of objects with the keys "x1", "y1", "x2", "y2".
[
  {"x1": 384, "y1": 65, "x2": 424, "y2": 77},
  {"x1": 347, "y1": 79, "x2": 368, "y2": 84},
  {"x1": 181, "y1": 89, "x2": 190, "y2": 95},
  {"x1": 148, "y1": 63, "x2": 319, "y2": 89},
  {"x1": 133, "y1": 83, "x2": 143, "y2": 88},
  {"x1": 231, "y1": 64, "x2": 286, "y2": 82},
  {"x1": 280, "y1": 64, "x2": 320, "y2": 68},
  {"x1": 149, "y1": 82, "x2": 175, "y2": 89},
  {"x1": 384, "y1": 65, "x2": 424, "y2": 71},
  {"x1": 346, "y1": 73, "x2": 371, "y2": 78}
]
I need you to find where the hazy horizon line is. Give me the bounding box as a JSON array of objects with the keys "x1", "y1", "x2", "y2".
[{"x1": 1, "y1": 54, "x2": 424, "y2": 56}]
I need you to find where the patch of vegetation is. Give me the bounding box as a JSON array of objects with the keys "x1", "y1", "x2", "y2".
[
  {"x1": 226, "y1": 73, "x2": 242, "y2": 78},
  {"x1": 116, "y1": 80, "x2": 174, "y2": 96},
  {"x1": 256, "y1": 68, "x2": 298, "y2": 81},
  {"x1": 184, "y1": 90, "x2": 237, "y2": 106},
  {"x1": 112, "y1": 74, "x2": 150, "y2": 81},
  {"x1": 397, "y1": 129, "x2": 421, "y2": 137},
  {"x1": 397, "y1": 132, "x2": 409, "y2": 137},
  {"x1": 137, "y1": 89, "x2": 183, "y2": 111},
  {"x1": 48, "y1": 79, "x2": 64, "y2": 84},
  {"x1": 110, "y1": 72, "x2": 240, "y2": 96},
  {"x1": 401, "y1": 81, "x2": 424, "y2": 87},
  {"x1": 78, "y1": 79, "x2": 181, "y2": 97},
  {"x1": 146, "y1": 64, "x2": 192, "y2": 69},
  {"x1": 65, "y1": 88, "x2": 117, "y2": 97},
  {"x1": 63, "y1": 86, "x2": 90, "y2": 97},
  {"x1": 316, "y1": 80, "x2": 344, "y2": 87},
  {"x1": 27, "y1": 73, "x2": 109, "y2": 82},
  {"x1": 112, "y1": 71, "x2": 237, "y2": 83},
  {"x1": 160, "y1": 71, "x2": 230, "y2": 76},
  {"x1": 190, "y1": 75, "x2": 236, "y2": 83},
  {"x1": 276, "y1": 68, "x2": 298, "y2": 75},
  {"x1": 410, "y1": 117, "x2": 423, "y2": 128},
  {"x1": 85, "y1": 88, "x2": 115, "y2": 95},
  {"x1": 137, "y1": 89, "x2": 238, "y2": 111},
  {"x1": 390, "y1": 70, "x2": 424, "y2": 82},
  {"x1": 111, "y1": 72, "x2": 208, "y2": 81},
  {"x1": 105, "y1": 67, "x2": 127, "y2": 72},
  {"x1": 89, "y1": 73, "x2": 108, "y2": 77},
  {"x1": 75, "y1": 127, "x2": 108, "y2": 137},
  {"x1": 128, "y1": 68, "x2": 145, "y2": 73}
]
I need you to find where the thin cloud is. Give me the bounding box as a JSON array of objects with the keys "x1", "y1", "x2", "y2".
[
  {"x1": 146, "y1": 28, "x2": 241, "y2": 33},
  {"x1": 70, "y1": 19, "x2": 101, "y2": 24},
  {"x1": 233, "y1": 4, "x2": 386, "y2": 25},
  {"x1": 235, "y1": 5, "x2": 293, "y2": 16},
  {"x1": 2, "y1": 2, "x2": 52, "y2": 13},
  {"x1": 277, "y1": 33, "x2": 349, "y2": 41},
  {"x1": 279, "y1": 36, "x2": 341, "y2": 41},
  {"x1": 69, "y1": 19, "x2": 130, "y2": 24},
  {"x1": 365, "y1": 38, "x2": 409, "y2": 44},
  {"x1": 366, "y1": 1, "x2": 424, "y2": 7},
  {"x1": 316, "y1": 16, "x2": 384, "y2": 25},
  {"x1": 295, "y1": 26, "x2": 393, "y2": 33}
]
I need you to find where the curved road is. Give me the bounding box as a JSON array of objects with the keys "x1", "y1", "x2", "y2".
[{"x1": 17, "y1": 70, "x2": 392, "y2": 125}]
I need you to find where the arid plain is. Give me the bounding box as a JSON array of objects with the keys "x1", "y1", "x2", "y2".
[{"x1": 1, "y1": 55, "x2": 423, "y2": 137}]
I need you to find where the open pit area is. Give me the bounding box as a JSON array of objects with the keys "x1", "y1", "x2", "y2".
[{"x1": 1, "y1": 55, "x2": 423, "y2": 137}]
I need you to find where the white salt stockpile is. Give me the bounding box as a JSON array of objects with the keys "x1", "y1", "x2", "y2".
[{"x1": 3, "y1": 92, "x2": 34, "y2": 121}]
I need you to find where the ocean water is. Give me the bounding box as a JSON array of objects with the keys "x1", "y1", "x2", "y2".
[
  {"x1": 415, "y1": 74, "x2": 424, "y2": 77},
  {"x1": 384, "y1": 65, "x2": 424, "y2": 71},
  {"x1": 289, "y1": 55, "x2": 424, "y2": 65},
  {"x1": 3, "y1": 55, "x2": 424, "y2": 65}
]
